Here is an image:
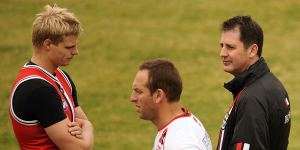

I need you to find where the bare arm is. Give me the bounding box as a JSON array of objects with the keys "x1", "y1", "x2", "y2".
[
  {"x1": 75, "y1": 106, "x2": 88, "y2": 120},
  {"x1": 45, "y1": 118, "x2": 94, "y2": 150},
  {"x1": 68, "y1": 107, "x2": 91, "y2": 138}
]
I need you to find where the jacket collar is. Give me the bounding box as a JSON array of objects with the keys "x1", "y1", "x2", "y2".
[{"x1": 224, "y1": 57, "x2": 270, "y2": 96}]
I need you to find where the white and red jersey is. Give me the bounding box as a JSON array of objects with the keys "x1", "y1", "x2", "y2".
[{"x1": 153, "y1": 108, "x2": 212, "y2": 150}]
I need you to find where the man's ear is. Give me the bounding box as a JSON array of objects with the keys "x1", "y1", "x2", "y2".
[
  {"x1": 42, "y1": 39, "x2": 52, "y2": 50},
  {"x1": 248, "y1": 44, "x2": 258, "y2": 58},
  {"x1": 153, "y1": 89, "x2": 165, "y2": 104}
]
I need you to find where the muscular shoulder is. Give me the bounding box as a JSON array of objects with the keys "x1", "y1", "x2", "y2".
[
  {"x1": 165, "y1": 116, "x2": 212, "y2": 149},
  {"x1": 12, "y1": 79, "x2": 66, "y2": 127},
  {"x1": 13, "y1": 79, "x2": 56, "y2": 103}
]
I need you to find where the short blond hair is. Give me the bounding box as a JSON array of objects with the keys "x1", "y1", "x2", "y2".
[{"x1": 32, "y1": 4, "x2": 82, "y2": 48}]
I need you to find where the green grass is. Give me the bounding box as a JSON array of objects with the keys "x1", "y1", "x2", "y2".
[{"x1": 1, "y1": 0, "x2": 300, "y2": 149}]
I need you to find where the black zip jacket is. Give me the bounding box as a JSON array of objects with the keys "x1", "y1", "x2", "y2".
[{"x1": 217, "y1": 58, "x2": 291, "y2": 150}]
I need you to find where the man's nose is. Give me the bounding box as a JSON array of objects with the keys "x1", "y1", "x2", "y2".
[
  {"x1": 130, "y1": 94, "x2": 137, "y2": 102},
  {"x1": 220, "y1": 47, "x2": 227, "y2": 57},
  {"x1": 71, "y1": 48, "x2": 79, "y2": 55}
]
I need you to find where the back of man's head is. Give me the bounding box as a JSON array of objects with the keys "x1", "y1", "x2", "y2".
[
  {"x1": 139, "y1": 59, "x2": 182, "y2": 102},
  {"x1": 221, "y1": 15, "x2": 264, "y2": 57},
  {"x1": 32, "y1": 4, "x2": 82, "y2": 49}
]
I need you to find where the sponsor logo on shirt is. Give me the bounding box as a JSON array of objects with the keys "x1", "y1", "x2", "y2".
[
  {"x1": 62, "y1": 100, "x2": 68, "y2": 110},
  {"x1": 202, "y1": 132, "x2": 212, "y2": 149},
  {"x1": 284, "y1": 111, "x2": 291, "y2": 124}
]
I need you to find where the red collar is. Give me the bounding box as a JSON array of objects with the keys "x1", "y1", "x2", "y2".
[{"x1": 158, "y1": 108, "x2": 191, "y2": 131}]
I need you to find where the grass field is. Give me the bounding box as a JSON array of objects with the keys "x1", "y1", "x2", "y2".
[{"x1": 1, "y1": 0, "x2": 300, "y2": 149}]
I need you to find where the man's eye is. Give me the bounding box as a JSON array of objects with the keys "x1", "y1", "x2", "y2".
[
  {"x1": 66, "y1": 46, "x2": 75, "y2": 49},
  {"x1": 135, "y1": 89, "x2": 142, "y2": 94},
  {"x1": 228, "y1": 46, "x2": 234, "y2": 49}
]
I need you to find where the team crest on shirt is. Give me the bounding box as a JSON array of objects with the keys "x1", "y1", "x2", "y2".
[
  {"x1": 283, "y1": 97, "x2": 291, "y2": 124},
  {"x1": 284, "y1": 111, "x2": 291, "y2": 124},
  {"x1": 62, "y1": 100, "x2": 68, "y2": 110},
  {"x1": 202, "y1": 132, "x2": 212, "y2": 149}
]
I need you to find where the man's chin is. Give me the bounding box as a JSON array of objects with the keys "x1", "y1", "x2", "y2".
[
  {"x1": 223, "y1": 68, "x2": 235, "y2": 75},
  {"x1": 61, "y1": 62, "x2": 71, "y2": 66},
  {"x1": 223, "y1": 67, "x2": 231, "y2": 73},
  {"x1": 139, "y1": 115, "x2": 148, "y2": 120}
]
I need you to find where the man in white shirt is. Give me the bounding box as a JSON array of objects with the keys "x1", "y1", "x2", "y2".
[{"x1": 130, "y1": 59, "x2": 212, "y2": 150}]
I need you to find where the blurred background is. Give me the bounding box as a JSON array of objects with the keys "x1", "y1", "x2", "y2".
[{"x1": 1, "y1": 0, "x2": 299, "y2": 149}]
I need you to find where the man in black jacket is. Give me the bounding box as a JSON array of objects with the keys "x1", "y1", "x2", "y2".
[{"x1": 217, "y1": 16, "x2": 291, "y2": 150}]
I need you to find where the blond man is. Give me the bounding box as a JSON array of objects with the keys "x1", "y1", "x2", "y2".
[{"x1": 9, "y1": 5, "x2": 93, "y2": 149}]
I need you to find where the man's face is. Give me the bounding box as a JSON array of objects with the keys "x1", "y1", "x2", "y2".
[
  {"x1": 219, "y1": 27, "x2": 252, "y2": 76},
  {"x1": 130, "y1": 70, "x2": 157, "y2": 121},
  {"x1": 48, "y1": 35, "x2": 79, "y2": 67}
]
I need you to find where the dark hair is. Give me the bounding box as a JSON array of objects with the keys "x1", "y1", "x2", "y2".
[
  {"x1": 139, "y1": 59, "x2": 182, "y2": 102},
  {"x1": 221, "y1": 16, "x2": 264, "y2": 57}
]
